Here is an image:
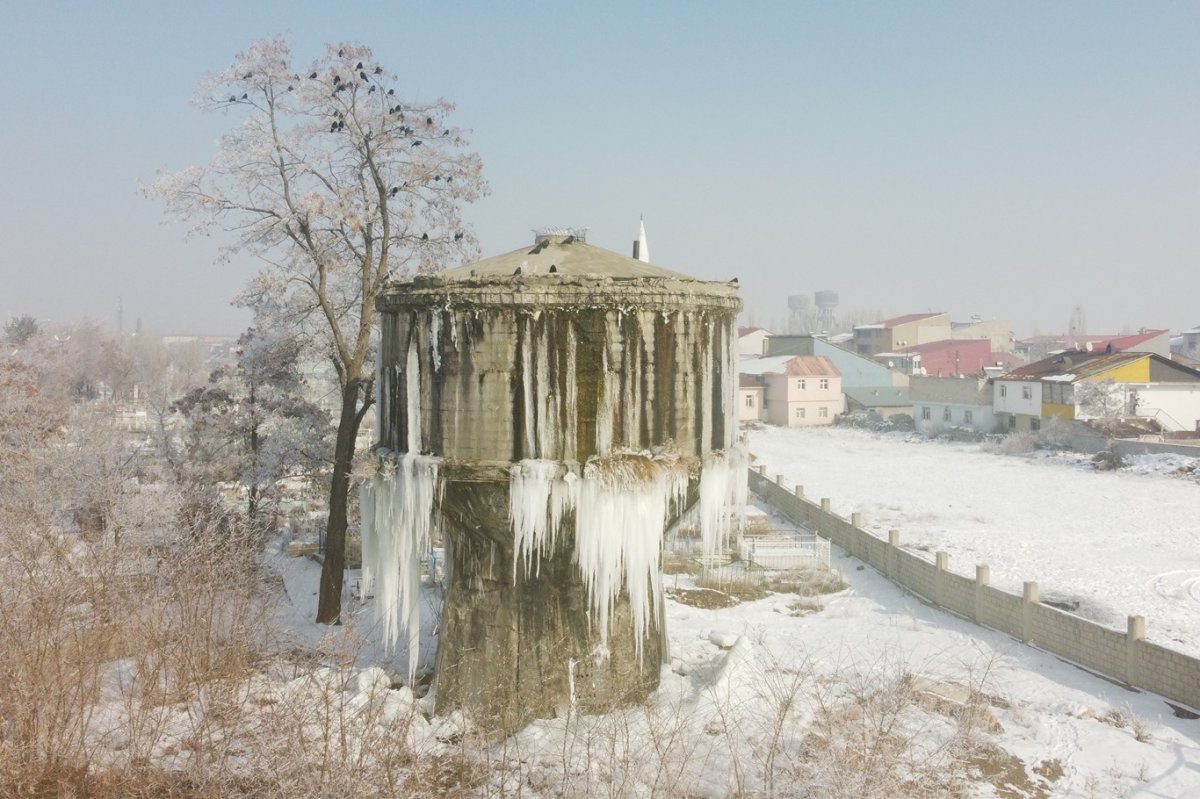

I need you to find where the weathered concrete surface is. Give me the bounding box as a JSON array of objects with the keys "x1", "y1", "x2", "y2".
[{"x1": 376, "y1": 235, "x2": 741, "y2": 729}]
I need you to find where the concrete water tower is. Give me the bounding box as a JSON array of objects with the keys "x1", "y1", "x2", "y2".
[
  {"x1": 814, "y1": 290, "x2": 839, "y2": 333},
  {"x1": 365, "y1": 229, "x2": 744, "y2": 729}
]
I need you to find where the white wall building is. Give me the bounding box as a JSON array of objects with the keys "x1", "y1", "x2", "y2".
[{"x1": 993, "y1": 378, "x2": 1043, "y2": 432}]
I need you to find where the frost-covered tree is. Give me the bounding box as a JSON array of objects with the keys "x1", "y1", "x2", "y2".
[
  {"x1": 1075, "y1": 377, "x2": 1123, "y2": 431},
  {"x1": 146, "y1": 38, "x2": 487, "y2": 622},
  {"x1": 3, "y1": 315, "x2": 39, "y2": 346},
  {"x1": 172, "y1": 327, "x2": 332, "y2": 531}
]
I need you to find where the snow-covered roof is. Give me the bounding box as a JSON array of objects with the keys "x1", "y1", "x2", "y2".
[
  {"x1": 738, "y1": 355, "x2": 797, "y2": 376},
  {"x1": 738, "y1": 355, "x2": 839, "y2": 378}
]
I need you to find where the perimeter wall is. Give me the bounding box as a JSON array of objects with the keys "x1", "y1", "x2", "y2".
[{"x1": 748, "y1": 466, "x2": 1200, "y2": 712}]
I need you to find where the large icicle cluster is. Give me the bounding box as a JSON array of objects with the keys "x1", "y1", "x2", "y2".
[
  {"x1": 359, "y1": 452, "x2": 441, "y2": 681},
  {"x1": 509, "y1": 452, "x2": 689, "y2": 663},
  {"x1": 359, "y1": 335, "x2": 443, "y2": 681},
  {"x1": 696, "y1": 446, "x2": 749, "y2": 557}
]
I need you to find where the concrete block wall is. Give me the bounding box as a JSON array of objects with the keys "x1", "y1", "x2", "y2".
[
  {"x1": 748, "y1": 467, "x2": 1200, "y2": 712},
  {"x1": 975, "y1": 584, "x2": 1023, "y2": 640}
]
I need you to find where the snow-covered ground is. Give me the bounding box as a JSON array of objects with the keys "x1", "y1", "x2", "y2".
[
  {"x1": 242, "y1": 430, "x2": 1200, "y2": 796},
  {"x1": 748, "y1": 426, "x2": 1200, "y2": 657}
]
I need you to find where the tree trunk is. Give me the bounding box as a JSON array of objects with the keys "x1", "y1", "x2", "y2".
[{"x1": 316, "y1": 380, "x2": 364, "y2": 624}]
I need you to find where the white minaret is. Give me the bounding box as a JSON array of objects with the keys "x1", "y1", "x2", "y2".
[{"x1": 634, "y1": 216, "x2": 650, "y2": 263}]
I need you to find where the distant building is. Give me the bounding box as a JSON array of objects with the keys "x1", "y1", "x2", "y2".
[
  {"x1": 996, "y1": 350, "x2": 1200, "y2": 432},
  {"x1": 911, "y1": 375, "x2": 996, "y2": 435},
  {"x1": 876, "y1": 339, "x2": 1018, "y2": 377},
  {"x1": 950, "y1": 318, "x2": 1014, "y2": 353},
  {"x1": 738, "y1": 326, "x2": 771, "y2": 356},
  {"x1": 852, "y1": 312, "x2": 951, "y2": 357},
  {"x1": 739, "y1": 355, "x2": 843, "y2": 427},
  {"x1": 765, "y1": 334, "x2": 907, "y2": 389},
  {"x1": 843, "y1": 386, "x2": 911, "y2": 419},
  {"x1": 1015, "y1": 329, "x2": 1171, "y2": 361}
]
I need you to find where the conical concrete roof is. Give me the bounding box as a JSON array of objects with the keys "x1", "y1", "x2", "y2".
[{"x1": 443, "y1": 234, "x2": 689, "y2": 281}]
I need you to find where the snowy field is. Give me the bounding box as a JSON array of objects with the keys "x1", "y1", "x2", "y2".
[
  {"x1": 262, "y1": 522, "x2": 1200, "y2": 797},
  {"x1": 747, "y1": 426, "x2": 1200, "y2": 658}
]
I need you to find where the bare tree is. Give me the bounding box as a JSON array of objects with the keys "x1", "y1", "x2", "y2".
[{"x1": 146, "y1": 38, "x2": 487, "y2": 622}]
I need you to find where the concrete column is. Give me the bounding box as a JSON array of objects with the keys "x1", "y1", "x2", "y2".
[
  {"x1": 974, "y1": 565, "x2": 989, "y2": 623},
  {"x1": 793, "y1": 485, "x2": 804, "y2": 499},
  {"x1": 820, "y1": 498, "x2": 830, "y2": 513},
  {"x1": 887, "y1": 530, "x2": 900, "y2": 580},
  {"x1": 1126, "y1": 615, "x2": 1145, "y2": 686},
  {"x1": 850, "y1": 513, "x2": 864, "y2": 559},
  {"x1": 1022, "y1": 581, "x2": 1039, "y2": 643},
  {"x1": 935, "y1": 552, "x2": 949, "y2": 607},
  {"x1": 757, "y1": 464, "x2": 767, "y2": 476},
  {"x1": 775, "y1": 473, "x2": 785, "y2": 486},
  {"x1": 819, "y1": 498, "x2": 831, "y2": 542}
]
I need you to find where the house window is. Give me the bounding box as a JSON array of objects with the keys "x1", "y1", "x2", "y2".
[
  {"x1": 796, "y1": 407, "x2": 805, "y2": 419},
  {"x1": 921, "y1": 406, "x2": 931, "y2": 420},
  {"x1": 1030, "y1": 417, "x2": 1041, "y2": 431},
  {"x1": 819, "y1": 378, "x2": 829, "y2": 390},
  {"x1": 943, "y1": 407, "x2": 952, "y2": 422},
  {"x1": 999, "y1": 385, "x2": 1008, "y2": 398},
  {"x1": 1009, "y1": 414, "x2": 1016, "y2": 429},
  {"x1": 797, "y1": 379, "x2": 806, "y2": 390},
  {"x1": 819, "y1": 406, "x2": 828, "y2": 418},
  {"x1": 963, "y1": 410, "x2": 973, "y2": 424},
  {"x1": 1022, "y1": 385, "x2": 1033, "y2": 400},
  {"x1": 745, "y1": 395, "x2": 755, "y2": 408}
]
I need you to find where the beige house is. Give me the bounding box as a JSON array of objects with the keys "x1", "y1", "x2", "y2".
[
  {"x1": 853, "y1": 312, "x2": 952, "y2": 356},
  {"x1": 950, "y1": 318, "x2": 1014, "y2": 353},
  {"x1": 740, "y1": 355, "x2": 843, "y2": 427},
  {"x1": 738, "y1": 375, "x2": 765, "y2": 422},
  {"x1": 738, "y1": 326, "x2": 771, "y2": 356}
]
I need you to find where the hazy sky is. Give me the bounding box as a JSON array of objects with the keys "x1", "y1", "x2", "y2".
[{"x1": 2, "y1": 2, "x2": 1197, "y2": 338}]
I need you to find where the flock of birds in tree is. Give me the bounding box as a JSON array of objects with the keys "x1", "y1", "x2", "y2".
[{"x1": 230, "y1": 50, "x2": 466, "y2": 247}]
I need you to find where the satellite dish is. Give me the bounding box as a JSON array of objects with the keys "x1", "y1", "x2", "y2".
[{"x1": 1085, "y1": 341, "x2": 1093, "y2": 352}]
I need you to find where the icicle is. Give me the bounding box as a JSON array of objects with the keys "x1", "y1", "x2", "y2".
[
  {"x1": 363, "y1": 452, "x2": 441, "y2": 682},
  {"x1": 720, "y1": 321, "x2": 735, "y2": 449},
  {"x1": 537, "y1": 322, "x2": 555, "y2": 457},
  {"x1": 573, "y1": 453, "x2": 688, "y2": 664},
  {"x1": 374, "y1": 323, "x2": 383, "y2": 438},
  {"x1": 696, "y1": 445, "x2": 749, "y2": 558},
  {"x1": 522, "y1": 315, "x2": 537, "y2": 458},
  {"x1": 359, "y1": 480, "x2": 378, "y2": 597},
  {"x1": 509, "y1": 459, "x2": 561, "y2": 580},
  {"x1": 507, "y1": 451, "x2": 687, "y2": 665},
  {"x1": 595, "y1": 342, "x2": 614, "y2": 456},
  {"x1": 429, "y1": 312, "x2": 442, "y2": 373},
  {"x1": 700, "y1": 319, "x2": 713, "y2": 452},
  {"x1": 405, "y1": 337, "x2": 421, "y2": 453},
  {"x1": 564, "y1": 324, "x2": 578, "y2": 462}
]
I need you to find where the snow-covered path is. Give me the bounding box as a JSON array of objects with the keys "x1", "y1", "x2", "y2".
[{"x1": 747, "y1": 426, "x2": 1200, "y2": 656}]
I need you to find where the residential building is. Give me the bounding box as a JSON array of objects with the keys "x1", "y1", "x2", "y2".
[
  {"x1": 737, "y1": 326, "x2": 771, "y2": 356},
  {"x1": 950, "y1": 318, "x2": 1014, "y2": 353},
  {"x1": 911, "y1": 375, "x2": 996, "y2": 435},
  {"x1": 876, "y1": 338, "x2": 1018, "y2": 378},
  {"x1": 738, "y1": 375, "x2": 764, "y2": 422},
  {"x1": 739, "y1": 355, "x2": 843, "y2": 427},
  {"x1": 1173, "y1": 325, "x2": 1200, "y2": 361},
  {"x1": 852, "y1": 312, "x2": 951, "y2": 357},
  {"x1": 992, "y1": 374, "x2": 1044, "y2": 432},
  {"x1": 765, "y1": 334, "x2": 908, "y2": 389},
  {"x1": 1015, "y1": 329, "x2": 1172, "y2": 362},
  {"x1": 996, "y1": 350, "x2": 1200, "y2": 432},
  {"x1": 843, "y1": 386, "x2": 911, "y2": 419}
]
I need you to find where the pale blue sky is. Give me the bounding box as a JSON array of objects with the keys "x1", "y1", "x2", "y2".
[{"x1": 2, "y1": 2, "x2": 1197, "y2": 337}]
